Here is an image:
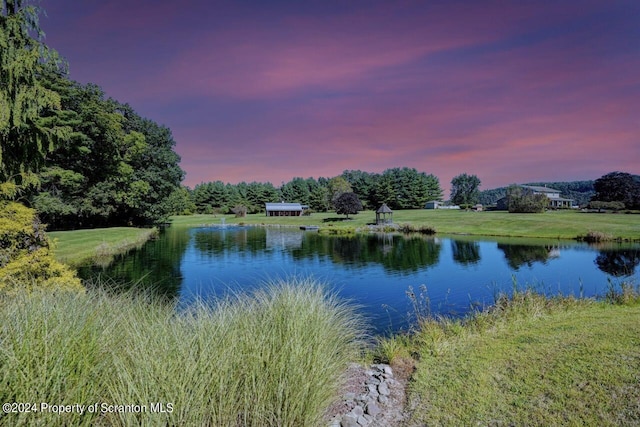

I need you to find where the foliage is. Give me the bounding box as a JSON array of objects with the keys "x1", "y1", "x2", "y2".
[
  {"x1": 189, "y1": 167, "x2": 444, "y2": 216},
  {"x1": 588, "y1": 200, "x2": 626, "y2": 211},
  {"x1": 506, "y1": 185, "x2": 548, "y2": 213},
  {"x1": 0, "y1": 279, "x2": 365, "y2": 426},
  {"x1": 232, "y1": 205, "x2": 247, "y2": 217},
  {"x1": 450, "y1": 173, "x2": 481, "y2": 206},
  {"x1": 328, "y1": 176, "x2": 353, "y2": 208},
  {"x1": 192, "y1": 180, "x2": 279, "y2": 214},
  {"x1": 334, "y1": 192, "x2": 363, "y2": 218},
  {"x1": 577, "y1": 230, "x2": 614, "y2": 243},
  {"x1": 593, "y1": 171, "x2": 640, "y2": 209},
  {"x1": 374, "y1": 167, "x2": 442, "y2": 209},
  {"x1": 165, "y1": 185, "x2": 196, "y2": 215},
  {"x1": 280, "y1": 176, "x2": 312, "y2": 206},
  {"x1": 29, "y1": 81, "x2": 184, "y2": 228},
  {"x1": 341, "y1": 169, "x2": 376, "y2": 209},
  {"x1": 397, "y1": 223, "x2": 436, "y2": 235},
  {"x1": 0, "y1": 0, "x2": 70, "y2": 193},
  {"x1": 0, "y1": 201, "x2": 81, "y2": 292},
  {"x1": 479, "y1": 180, "x2": 595, "y2": 207}
]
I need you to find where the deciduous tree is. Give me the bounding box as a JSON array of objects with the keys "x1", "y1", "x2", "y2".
[
  {"x1": 450, "y1": 173, "x2": 481, "y2": 206},
  {"x1": 334, "y1": 192, "x2": 362, "y2": 219},
  {"x1": 592, "y1": 171, "x2": 640, "y2": 209}
]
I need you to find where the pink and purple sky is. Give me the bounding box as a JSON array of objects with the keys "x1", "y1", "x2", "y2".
[{"x1": 39, "y1": 0, "x2": 639, "y2": 192}]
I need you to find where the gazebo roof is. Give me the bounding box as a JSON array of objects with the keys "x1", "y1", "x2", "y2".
[{"x1": 376, "y1": 203, "x2": 392, "y2": 213}]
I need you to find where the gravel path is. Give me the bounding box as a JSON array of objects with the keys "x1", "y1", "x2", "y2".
[{"x1": 326, "y1": 362, "x2": 410, "y2": 427}]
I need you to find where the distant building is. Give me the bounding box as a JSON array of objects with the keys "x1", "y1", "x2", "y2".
[
  {"x1": 425, "y1": 200, "x2": 440, "y2": 209},
  {"x1": 265, "y1": 202, "x2": 303, "y2": 216},
  {"x1": 425, "y1": 200, "x2": 460, "y2": 210},
  {"x1": 496, "y1": 185, "x2": 574, "y2": 210}
]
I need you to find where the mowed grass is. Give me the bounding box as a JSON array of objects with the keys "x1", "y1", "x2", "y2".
[
  {"x1": 405, "y1": 291, "x2": 640, "y2": 425},
  {"x1": 0, "y1": 278, "x2": 365, "y2": 427},
  {"x1": 170, "y1": 209, "x2": 640, "y2": 240},
  {"x1": 48, "y1": 227, "x2": 157, "y2": 266}
]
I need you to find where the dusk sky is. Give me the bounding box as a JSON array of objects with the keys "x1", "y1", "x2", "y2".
[{"x1": 39, "y1": 0, "x2": 639, "y2": 193}]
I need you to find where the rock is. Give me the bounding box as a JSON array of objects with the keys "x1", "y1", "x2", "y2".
[
  {"x1": 366, "y1": 402, "x2": 381, "y2": 417},
  {"x1": 352, "y1": 405, "x2": 364, "y2": 418},
  {"x1": 383, "y1": 366, "x2": 393, "y2": 376},
  {"x1": 357, "y1": 415, "x2": 370, "y2": 426},
  {"x1": 341, "y1": 413, "x2": 359, "y2": 427},
  {"x1": 365, "y1": 376, "x2": 381, "y2": 385},
  {"x1": 378, "y1": 395, "x2": 388, "y2": 404},
  {"x1": 378, "y1": 382, "x2": 391, "y2": 396},
  {"x1": 367, "y1": 384, "x2": 379, "y2": 396},
  {"x1": 344, "y1": 392, "x2": 356, "y2": 401}
]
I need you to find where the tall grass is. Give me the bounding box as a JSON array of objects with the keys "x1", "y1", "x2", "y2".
[{"x1": 0, "y1": 278, "x2": 365, "y2": 426}]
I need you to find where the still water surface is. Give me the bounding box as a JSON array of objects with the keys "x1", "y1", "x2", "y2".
[{"x1": 81, "y1": 226, "x2": 640, "y2": 334}]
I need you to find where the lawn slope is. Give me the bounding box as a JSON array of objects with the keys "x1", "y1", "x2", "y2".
[{"x1": 408, "y1": 296, "x2": 640, "y2": 425}]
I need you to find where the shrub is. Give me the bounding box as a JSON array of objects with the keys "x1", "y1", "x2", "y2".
[
  {"x1": 232, "y1": 205, "x2": 247, "y2": 217},
  {"x1": 0, "y1": 201, "x2": 82, "y2": 294},
  {"x1": 578, "y1": 230, "x2": 614, "y2": 243},
  {"x1": 398, "y1": 224, "x2": 436, "y2": 235},
  {"x1": 588, "y1": 200, "x2": 626, "y2": 212}
]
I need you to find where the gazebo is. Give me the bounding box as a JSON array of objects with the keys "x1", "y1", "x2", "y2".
[{"x1": 375, "y1": 203, "x2": 393, "y2": 225}]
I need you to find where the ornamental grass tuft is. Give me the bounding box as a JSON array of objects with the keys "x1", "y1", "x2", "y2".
[{"x1": 0, "y1": 277, "x2": 365, "y2": 426}]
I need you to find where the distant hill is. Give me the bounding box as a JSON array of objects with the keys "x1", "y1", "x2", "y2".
[{"x1": 479, "y1": 180, "x2": 595, "y2": 207}]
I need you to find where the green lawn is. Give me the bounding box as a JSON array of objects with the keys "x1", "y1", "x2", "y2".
[
  {"x1": 48, "y1": 227, "x2": 157, "y2": 266},
  {"x1": 170, "y1": 209, "x2": 640, "y2": 240},
  {"x1": 406, "y1": 295, "x2": 640, "y2": 425}
]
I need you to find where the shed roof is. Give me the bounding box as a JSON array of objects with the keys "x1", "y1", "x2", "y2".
[{"x1": 265, "y1": 202, "x2": 303, "y2": 211}]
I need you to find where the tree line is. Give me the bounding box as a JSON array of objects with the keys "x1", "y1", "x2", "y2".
[{"x1": 188, "y1": 168, "x2": 444, "y2": 215}]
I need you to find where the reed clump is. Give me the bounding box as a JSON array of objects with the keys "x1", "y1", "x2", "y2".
[
  {"x1": 577, "y1": 230, "x2": 614, "y2": 242},
  {"x1": 0, "y1": 277, "x2": 365, "y2": 426}
]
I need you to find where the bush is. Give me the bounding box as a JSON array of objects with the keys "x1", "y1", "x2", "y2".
[
  {"x1": 588, "y1": 200, "x2": 626, "y2": 212},
  {"x1": 506, "y1": 186, "x2": 548, "y2": 213},
  {"x1": 232, "y1": 205, "x2": 247, "y2": 217},
  {"x1": 0, "y1": 202, "x2": 82, "y2": 294},
  {"x1": 578, "y1": 230, "x2": 614, "y2": 243},
  {"x1": 398, "y1": 224, "x2": 436, "y2": 235}
]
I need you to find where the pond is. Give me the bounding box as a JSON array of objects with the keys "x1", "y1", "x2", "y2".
[{"x1": 80, "y1": 226, "x2": 640, "y2": 334}]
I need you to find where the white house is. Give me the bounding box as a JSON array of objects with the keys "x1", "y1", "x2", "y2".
[{"x1": 497, "y1": 185, "x2": 574, "y2": 209}]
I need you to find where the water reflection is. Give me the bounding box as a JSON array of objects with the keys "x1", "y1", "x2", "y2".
[
  {"x1": 81, "y1": 226, "x2": 640, "y2": 334},
  {"x1": 595, "y1": 249, "x2": 640, "y2": 277},
  {"x1": 79, "y1": 226, "x2": 189, "y2": 298},
  {"x1": 451, "y1": 240, "x2": 481, "y2": 265},
  {"x1": 497, "y1": 243, "x2": 561, "y2": 270},
  {"x1": 193, "y1": 227, "x2": 268, "y2": 255},
  {"x1": 290, "y1": 233, "x2": 442, "y2": 273}
]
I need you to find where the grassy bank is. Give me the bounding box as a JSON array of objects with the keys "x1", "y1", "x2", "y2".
[
  {"x1": 46, "y1": 210, "x2": 639, "y2": 267},
  {"x1": 48, "y1": 227, "x2": 158, "y2": 266},
  {"x1": 0, "y1": 278, "x2": 365, "y2": 426},
  {"x1": 170, "y1": 209, "x2": 640, "y2": 240},
  {"x1": 393, "y1": 286, "x2": 640, "y2": 425}
]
